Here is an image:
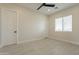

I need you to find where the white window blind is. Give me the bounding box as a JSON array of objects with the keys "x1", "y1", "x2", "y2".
[
  {"x1": 63, "y1": 15, "x2": 72, "y2": 31},
  {"x1": 55, "y1": 17, "x2": 62, "y2": 31},
  {"x1": 55, "y1": 15, "x2": 72, "y2": 32}
]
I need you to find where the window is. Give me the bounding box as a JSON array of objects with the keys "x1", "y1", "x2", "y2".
[
  {"x1": 55, "y1": 15, "x2": 72, "y2": 32},
  {"x1": 63, "y1": 15, "x2": 72, "y2": 31},
  {"x1": 55, "y1": 17, "x2": 62, "y2": 31}
]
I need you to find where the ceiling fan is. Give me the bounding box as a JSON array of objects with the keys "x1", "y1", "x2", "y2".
[{"x1": 37, "y1": 3, "x2": 55, "y2": 10}]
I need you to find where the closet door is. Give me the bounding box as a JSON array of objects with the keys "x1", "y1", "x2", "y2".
[{"x1": 1, "y1": 8, "x2": 17, "y2": 46}]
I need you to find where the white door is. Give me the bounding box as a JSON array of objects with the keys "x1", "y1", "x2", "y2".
[{"x1": 1, "y1": 9, "x2": 17, "y2": 46}]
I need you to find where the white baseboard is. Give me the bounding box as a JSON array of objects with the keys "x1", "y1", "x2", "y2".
[
  {"x1": 17, "y1": 37, "x2": 46, "y2": 44},
  {"x1": 48, "y1": 36, "x2": 79, "y2": 45},
  {"x1": 0, "y1": 37, "x2": 46, "y2": 48}
]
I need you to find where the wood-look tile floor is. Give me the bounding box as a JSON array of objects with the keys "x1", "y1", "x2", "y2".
[{"x1": 0, "y1": 39, "x2": 79, "y2": 55}]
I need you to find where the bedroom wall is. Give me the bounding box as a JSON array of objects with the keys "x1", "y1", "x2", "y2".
[
  {"x1": 0, "y1": 4, "x2": 48, "y2": 45},
  {"x1": 18, "y1": 6, "x2": 48, "y2": 43},
  {"x1": 49, "y1": 4, "x2": 79, "y2": 45}
]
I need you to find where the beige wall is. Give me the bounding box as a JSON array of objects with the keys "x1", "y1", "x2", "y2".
[
  {"x1": 0, "y1": 4, "x2": 48, "y2": 46},
  {"x1": 18, "y1": 7, "x2": 48, "y2": 43},
  {"x1": 49, "y1": 4, "x2": 79, "y2": 45}
]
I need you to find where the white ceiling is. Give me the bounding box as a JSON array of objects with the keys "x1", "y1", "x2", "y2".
[{"x1": 17, "y1": 3, "x2": 77, "y2": 15}]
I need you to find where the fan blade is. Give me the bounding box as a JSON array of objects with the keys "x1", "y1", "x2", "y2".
[
  {"x1": 37, "y1": 3, "x2": 45, "y2": 10},
  {"x1": 44, "y1": 4, "x2": 55, "y2": 7}
]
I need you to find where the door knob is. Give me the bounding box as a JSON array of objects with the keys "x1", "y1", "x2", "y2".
[{"x1": 14, "y1": 31, "x2": 17, "y2": 33}]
